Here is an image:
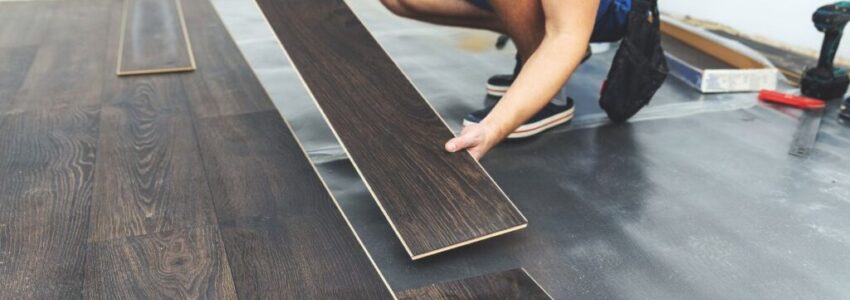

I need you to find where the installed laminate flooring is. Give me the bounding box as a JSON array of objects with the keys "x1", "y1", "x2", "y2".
[
  {"x1": 88, "y1": 75, "x2": 216, "y2": 242},
  {"x1": 0, "y1": 0, "x2": 395, "y2": 297},
  {"x1": 396, "y1": 269, "x2": 551, "y2": 300},
  {"x1": 84, "y1": 226, "x2": 237, "y2": 299},
  {"x1": 0, "y1": 106, "x2": 100, "y2": 299},
  {"x1": 117, "y1": 0, "x2": 195, "y2": 75},
  {"x1": 179, "y1": 0, "x2": 275, "y2": 118},
  {"x1": 0, "y1": 1, "x2": 110, "y2": 297},
  {"x1": 256, "y1": 0, "x2": 527, "y2": 260}
]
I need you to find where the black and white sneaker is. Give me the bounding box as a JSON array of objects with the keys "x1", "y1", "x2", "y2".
[
  {"x1": 486, "y1": 47, "x2": 593, "y2": 97},
  {"x1": 463, "y1": 98, "x2": 575, "y2": 139},
  {"x1": 840, "y1": 97, "x2": 850, "y2": 120}
]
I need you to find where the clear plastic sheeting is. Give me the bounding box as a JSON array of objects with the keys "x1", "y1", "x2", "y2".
[{"x1": 212, "y1": 0, "x2": 850, "y2": 298}]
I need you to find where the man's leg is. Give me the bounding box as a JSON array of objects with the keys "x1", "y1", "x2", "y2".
[
  {"x1": 380, "y1": 0, "x2": 504, "y2": 32},
  {"x1": 487, "y1": 0, "x2": 569, "y2": 106},
  {"x1": 487, "y1": 0, "x2": 545, "y2": 63}
]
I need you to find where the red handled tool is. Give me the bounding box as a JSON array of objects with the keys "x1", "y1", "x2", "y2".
[
  {"x1": 758, "y1": 90, "x2": 828, "y2": 157},
  {"x1": 758, "y1": 89, "x2": 826, "y2": 109}
]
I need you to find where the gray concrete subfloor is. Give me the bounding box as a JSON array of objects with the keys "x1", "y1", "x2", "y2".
[{"x1": 210, "y1": 0, "x2": 850, "y2": 298}]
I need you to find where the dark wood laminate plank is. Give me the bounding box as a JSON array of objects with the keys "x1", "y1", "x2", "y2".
[
  {"x1": 0, "y1": 105, "x2": 100, "y2": 299},
  {"x1": 178, "y1": 0, "x2": 274, "y2": 118},
  {"x1": 255, "y1": 0, "x2": 527, "y2": 259},
  {"x1": 88, "y1": 75, "x2": 216, "y2": 242},
  {"x1": 397, "y1": 269, "x2": 551, "y2": 300},
  {"x1": 4, "y1": 0, "x2": 112, "y2": 112},
  {"x1": 0, "y1": 46, "x2": 37, "y2": 104},
  {"x1": 195, "y1": 111, "x2": 394, "y2": 299},
  {"x1": 117, "y1": 0, "x2": 195, "y2": 75},
  {"x1": 84, "y1": 226, "x2": 237, "y2": 299}
]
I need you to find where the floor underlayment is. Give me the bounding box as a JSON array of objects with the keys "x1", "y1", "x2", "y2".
[{"x1": 212, "y1": 0, "x2": 850, "y2": 298}]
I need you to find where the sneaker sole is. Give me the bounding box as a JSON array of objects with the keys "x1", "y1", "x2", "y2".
[
  {"x1": 486, "y1": 84, "x2": 509, "y2": 97},
  {"x1": 463, "y1": 106, "x2": 575, "y2": 139},
  {"x1": 486, "y1": 49, "x2": 590, "y2": 98}
]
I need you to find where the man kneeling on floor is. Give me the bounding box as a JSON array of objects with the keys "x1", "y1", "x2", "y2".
[{"x1": 381, "y1": 0, "x2": 631, "y2": 159}]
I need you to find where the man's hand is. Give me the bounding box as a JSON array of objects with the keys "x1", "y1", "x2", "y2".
[{"x1": 445, "y1": 123, "x2": 502, "y2": 160}]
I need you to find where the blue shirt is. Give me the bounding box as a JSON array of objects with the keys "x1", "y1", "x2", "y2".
[
  {"x1": 470, "y1": 0, "x2": 631, "y2": 26},
  {"x1": 598, "y1": 0, "x2": 632, "y2": 26}
]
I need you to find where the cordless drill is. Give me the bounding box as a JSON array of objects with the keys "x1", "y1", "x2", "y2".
[{"x1": 801, "y1": 2, "x2": 850, "y2": 100}]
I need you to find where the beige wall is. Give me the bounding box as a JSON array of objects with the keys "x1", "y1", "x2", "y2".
[{"x1": 660, "y1": 0, "x2": 850, "y2": 61}]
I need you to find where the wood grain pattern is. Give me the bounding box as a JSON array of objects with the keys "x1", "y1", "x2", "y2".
[
  {"x1": 195, "y1": 111, "x2": 394, "y2": 299},
  {"x1": 116, "y1": 0, "x2": 196, "y2": 75},
  {"x1": 85, "y1": 226, "x2": 237, "y2": 299},
  {"x1": 88, "y1": 75, "x2": 216, "y2": 242},
  {"x1": 255, "y1": 0, "x2": 527, "y2": 259},
  {"x1": 178, "y1": 0, "x2": 275, "y2": 118},
  {"x1": 397, "y1": 269, "x2": 551, "y2": 300},
  {"x1": 0, "y1": 106, "x2": 100, "y2": 299}
]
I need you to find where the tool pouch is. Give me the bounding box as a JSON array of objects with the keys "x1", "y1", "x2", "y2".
[{"x1": 599, "y1": 0, "x2": 668, "y2": 122}]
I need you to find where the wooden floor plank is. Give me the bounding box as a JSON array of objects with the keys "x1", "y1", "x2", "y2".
[
  {"x1": 88, "y1": 75, "x2": 217, "y2": 242},
  {"x1": 116, "y1": 0, "x2": 195, "y2": 75},
  {"x1": 397, "y1": 269, "x2": 551, "y2": 300},
  {"x1": 178, "y1": 0, "x2": 275, "y2": 118},
  {"x1": 255, "y1": 0, "x2": 527, "y2": 259},
  {"x1": 0, "y1": 106, "x2": 100, "y2": 299},
  {"x1": 195, "y1": 110, "x2": 394, "y2": 299},
  {"x1": 84, "y1": 226, "x2": 237, "y2": 299}
]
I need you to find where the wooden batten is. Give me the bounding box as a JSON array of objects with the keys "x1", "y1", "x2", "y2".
[{"x1": 661, "y1": 20, "x2": 767, "y2": 70}]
